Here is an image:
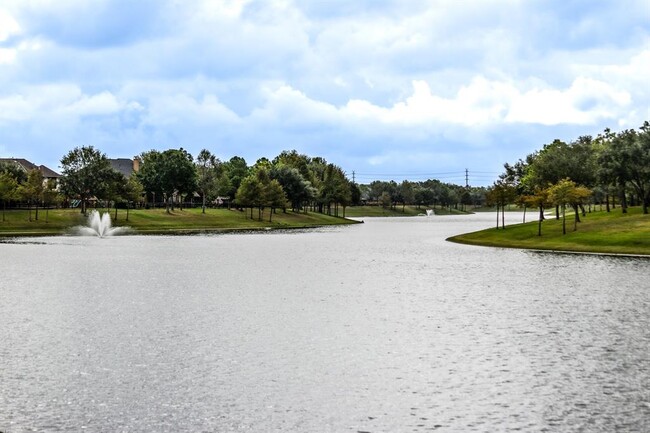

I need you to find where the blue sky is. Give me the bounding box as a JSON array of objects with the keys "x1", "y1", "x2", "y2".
[{"x1": 0, "y1": 0, "x2": 648, "y2": 186}]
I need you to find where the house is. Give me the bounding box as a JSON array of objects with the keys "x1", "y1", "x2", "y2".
[
  {"x1": 108, "y1": 157, "x2": 141, "y2": 178},
  {"x1": 0, "y1": 158, "x2": 61, "y2": 184}
]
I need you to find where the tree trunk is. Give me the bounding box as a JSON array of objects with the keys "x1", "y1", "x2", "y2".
[
  {"x1": 501, "y1": 202, "x2": 505, "y2": 229},
  {"x1": 572, "y1": 204, "x2": 581, "y2": 223},
  {"x1": 555, "y1": 205, "x2": 560, "y2": 220},
  {"x1": 522, "y1": 205, "x2": 527, "y2": 224},
  {"x1": 538, "y1": 216, "x2": 542, "y2": 236},
  {"x1": 562, "y1": 205, "x2": 566, "y2": 235},
  {"x1": 202, "y1": 194, "x2": 206, "y2": 214},
  {"x1": 496, "y1": 204, "x2": 500, "y2": 229},
  {"x1": 619, "y1": 184, "x2": 627, "y2": 213}
]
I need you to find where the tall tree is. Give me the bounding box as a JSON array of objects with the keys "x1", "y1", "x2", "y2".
[
  {"x1": 548, "y1": 179, "x2": 591, "y2": 234},
  {"x1": 20, "y1": 169, "x2": 44, "y2": 221},
  {"x1": 60, "y1": 146, "x2": 114, "y2": 214},
  {"x1": 42, "y1": 178, "x2": 60, "y2": 223},
  {"x1": 195, "y1": 149, "x2": 222, "y2": 214},
  {"x1": 523, "y1": 188, "x2": 551, "y2": 236},
  {"x1": 235, "y1": 175, "x2": 262, "y2": 219},
  {"x1": 222, "y1": 156, "x2": 249, "y2": 202},
  {"x1": 138, "y1": 148, "x2": 197, "y2": 213},
  {"x1": 486, "y1": 181, "x2": 516, "y2": 229},
  {"x1": 270, "y1": 165, "x2": 314, "y2": 212},
  {"x1": 0, "y1": 172, "x2": 19, "y2": 222},
  {"x1": 123, "y1": 176, "x2": 144, "y2": 221},
  {"x1": 265, "y1": 179, "x2": 288, "y2": 222}
]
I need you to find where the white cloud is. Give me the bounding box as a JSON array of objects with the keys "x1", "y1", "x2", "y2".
[
  {"x1": 144, "y1": 94, "x2": 241, "y2": 126},
  {"x1": 0, "y1": 85, "x2": 128, "y2": 121},
  {"x1": 0, "y1": 0, "x2": 648, "y2": 182},
  {"x1": 61, "y1": 91, "x2": 121, "y2": 117},
  {"x1": 0, "y1": 8, "x2": 21, "y2": 41},
  {"x1": 0, "y1": 48, "x2": 17, "y2": 64}
]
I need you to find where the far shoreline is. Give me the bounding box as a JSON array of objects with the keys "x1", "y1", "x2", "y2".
[{"x1": 446, "y1": 206, "x2": 650, "y2": 257}]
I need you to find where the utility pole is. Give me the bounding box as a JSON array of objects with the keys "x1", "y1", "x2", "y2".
[
  {"x1": 352, "y1": 170, "x2": 356, "y2": 184},
  {"x1": 465, "y1": 168, "x2": 469, "y2": 187}
]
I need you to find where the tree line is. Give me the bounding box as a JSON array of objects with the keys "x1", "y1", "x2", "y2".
[
  {"x1": 0, "y1": 144, "x2": 498, "y2": 224},
  {"x1": 488, "y1": 121, "x2": 650, "y2": 235},
  {"x1": 0, "y1": 148, "x2": 360, "y2": 222}
]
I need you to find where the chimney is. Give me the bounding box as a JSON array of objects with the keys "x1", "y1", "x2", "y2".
[{"x1": 133, "y1": 156, "x2": 141, "y2": 172}]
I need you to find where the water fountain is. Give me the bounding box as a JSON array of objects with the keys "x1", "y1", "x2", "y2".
[
  {"x1": 425, "y1": 209, "x2": 435, "y2": 216},
  {"x1": 75, "y1": 210, "x2": 129, "y2": 237}
]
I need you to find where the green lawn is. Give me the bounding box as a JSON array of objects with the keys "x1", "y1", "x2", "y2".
[
  {"x1": 0, "y1": 207, "x2": 359, "y2": 237},
  {"x1": 447, "y1": 207, "x2": 650, "y2": 256},
  {"x1": 344, "y1": 205, "x2": 472, "y2": 217}
]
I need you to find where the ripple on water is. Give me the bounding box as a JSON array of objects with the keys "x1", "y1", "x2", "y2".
[{"x1": 0, "y1": 215, "x2": 648, "y2": 432}]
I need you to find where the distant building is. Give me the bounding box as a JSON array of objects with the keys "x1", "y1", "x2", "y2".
[
  {"x1": 108, "y1": 156, "x2": 141, "y2": 178},
  {"x1": 0, "y1": 158, "x2": 61, "y2": 183}
]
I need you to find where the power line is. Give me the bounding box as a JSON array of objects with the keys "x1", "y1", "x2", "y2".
[{"x1": 350, "y1": 169, "x2": 500, "y2": 186}]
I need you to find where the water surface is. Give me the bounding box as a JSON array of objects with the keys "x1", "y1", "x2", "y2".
[{"x1": 1, "y1": 214, "x2": 648, "y2": 432}]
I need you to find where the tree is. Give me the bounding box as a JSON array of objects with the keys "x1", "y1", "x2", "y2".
[
  {"x1": 123, "y1": 176, "x2": 144, "y2": 221},
  {"x1": 265, "y1": 179, "x2": 288, "y2": 222},
  {"x1": 222, "y1": 156, "x2": 249, "y2": 202},
  {"x1": 103, "y1": 170, "x2": 128, "y2": 221},
  {"x1": 60, "y1": 146, "x2": 114, "y2": 214},
  {"x1": 528, "y1": 138, "x2": 597, "y2": 220},
  {"x1": 523, "y1": 188, "x2": 551, "y2": 236},
  {"x1": 19, "y1": 169, "x2": 44, "y2": 221},
  {"x1": 0, "y1": 161, "x2": 27, "y2": 184},
  {"x1": 42, "y1": 179, "x2": 61, "y2": 223},
  {"x1": 235, "y1": 174, "x2": 263, "y2": 219},
  {"x1": 270, "y1": 165, "x2": 314, "y2": 212},
  {"x1": 486, "y1": 181, "x2": 516, "y2": 229},
  {"x1": 272, "y1": 150, "x2": 311, "y2": 180},
  {"x1": 398, "y1": 180, "x2": 415, "y2": 212},
  {"x1": 0, "y1": 172, "x2": 19, "y2": 222},
  {"x1": 318, "y1": 164, "x2": 350, "y2": 216},
  {"x1": 138, "y1": 148, "x2": 197, "y2": 213},
  {"x1": 196, "y1": 149, "x2": 221, "y2": 213},
  {"x1": 548, "y1": 179, "x2": 591, "y2": 234},
  {"x1": 627, "y1": 122, "x2": 650, "y2": 214}
]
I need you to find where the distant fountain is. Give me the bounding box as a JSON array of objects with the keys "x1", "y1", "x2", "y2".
[
  {"x1": 75, "y1": 210, "x2": 129, "y2": 237},
  {"x1": 425, "y1": 209, "x2": 435, "y2": 217}
]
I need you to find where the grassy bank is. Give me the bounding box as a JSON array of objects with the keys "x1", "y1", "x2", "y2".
[
  {"x1": 344, "y1": 205, "x2": 472, "y2": 217},
  {"x1": 0, "y1": 207, "x2": 359, "y2": 237},
  {"x1": 447, "y1": 206, "x2": 650, "y2": 256}
]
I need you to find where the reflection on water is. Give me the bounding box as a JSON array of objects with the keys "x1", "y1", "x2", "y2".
[{"x1": 1, "y1": 214, "x2": 648, "y2": 432}]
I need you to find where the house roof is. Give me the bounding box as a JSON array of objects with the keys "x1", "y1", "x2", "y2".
[
  {"x1": 39, "y1": 165, "x2": 61, "y2": 178},
  {"x1": 0, "y1": 158, "x2": 60, "y2": 178},
  {"x1": 109, "y1": 158, "x2": 135, "y2": 178}
]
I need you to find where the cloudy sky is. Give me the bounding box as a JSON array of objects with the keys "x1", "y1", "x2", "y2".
[{"x1": 0, "y1": 0, "x2": 648, "y2": 185}]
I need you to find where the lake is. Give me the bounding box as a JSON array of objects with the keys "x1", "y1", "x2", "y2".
[{"x1": 1, "y1": 213, "x2": 648, "y2": 432}]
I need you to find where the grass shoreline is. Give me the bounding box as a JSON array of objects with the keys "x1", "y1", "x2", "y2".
[
  {"x1": 3, "y1": 206, "x2": 648, "y2": 257},
  {"x1": 447, "y1": 206, "x2": 650, "y2": 256},
  {"x1": 0, "y1": 207, "x2": 360, "y2": 238}
]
